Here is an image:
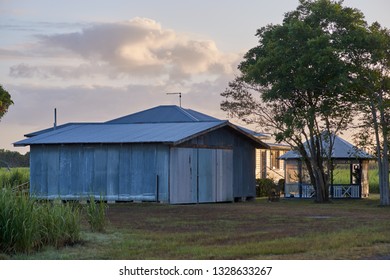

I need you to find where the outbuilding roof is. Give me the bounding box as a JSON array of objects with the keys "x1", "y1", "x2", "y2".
[
  {"x1": 107, "y1": 105, "x2": 221, "y2": 123},
  {"x1": 279, "y1": 134, "x2": 373, "y2": 160},
  {"x1": 14, "y1": 105, "x2": 269, "y2": 148}
]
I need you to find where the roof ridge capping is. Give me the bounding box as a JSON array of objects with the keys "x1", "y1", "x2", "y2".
[
  {"x1": 177, "y1": 106, "x2": 199, "y2": 121},
  {"x1": 106, "y1": 105, "x2": 220, "y2": 124}
]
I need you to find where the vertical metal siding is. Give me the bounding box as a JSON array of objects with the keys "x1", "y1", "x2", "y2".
[
  {"x1": 169, "y1": 148, "x2": 198, "y2": 204},
  {"x1": 30, "y1": 146, "x2": 47, "y2": 198},
  {"x1": 58, "y1": 146, "x2": 71, "y2": 197},
  {"x1": 29, "y1": 144, "x2": 170, "y2": 202},
  {"x1": 155, "y1": 145, "x2": 170, "y2": 201},
  {"x1": 46, "y1": 146, "x2": 60, "y2": 197},
  {"x1": 28, "y1": 125, "x2": 255, "y2": 203},
  {"x1": 118, "y1": 145, "x2": 131, "y2": 200},
  {"x1": 169, "y1": 147, "x2": 233, "y2": 204},
  {"x1": 179, "y1": 126, "x2": 257, "y2": 200},
  {"x1": 106, "y1": 146, "x2": 119, "y2": 200},
  {"x1": 216, "y1": 149, "x2": 233, "y2": 202},
  {"x1": 198, "y1": 149, "x2": 217, "y2": 203},
  {"x1": 93, "y1": 147, "x2": 107, "y2": 197},
  {"x1": 81, "y1": 147, "x2": 94, "y2": 195}
]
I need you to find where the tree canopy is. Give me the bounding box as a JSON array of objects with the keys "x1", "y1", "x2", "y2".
[
  {"x1": 0, "y1": 84, "x2": 13, "y2": 121},
  {"x1": 221, "y1": 0, "x2": 388, "y2": 203}
]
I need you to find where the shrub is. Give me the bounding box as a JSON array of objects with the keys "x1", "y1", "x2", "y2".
[{"x1": 256, "y1": 178, "x2": 277, "y2": 197}]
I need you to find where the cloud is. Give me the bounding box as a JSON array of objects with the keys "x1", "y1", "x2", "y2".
[
  {"x1": 9, "y1": 62, "x2": 113, "y2": 80},
  {"x1": 30, "y1": 18, "x2": 239, "y2": 81},
  {"x1": 1, "y1": 18, "x2": 242, "y2": 152}
]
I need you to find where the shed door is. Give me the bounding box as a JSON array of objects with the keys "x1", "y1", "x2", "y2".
[
  {"x1": 216, "y1": 149, "x2": 233, "y2": 202},
  {"x1": 170, "y1": 148, "x2": 233, "y2": 204},
  {"x1": 198, "y1": 149, "x2": 217, "y2": 203},
  {"x1": 169, "y1": 148, "x2": 198, "y2": 204}
]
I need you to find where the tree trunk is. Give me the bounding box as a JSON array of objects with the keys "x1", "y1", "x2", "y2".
[
  {"x1": 310, "y1": 157, "x2": 330, "y2": 203},
  {"x1": 371, "y1": 99, "x2": 390, "y2": 206},
  {"x1": 378, "y1": 93, "x2": 390, "y2": 206}
]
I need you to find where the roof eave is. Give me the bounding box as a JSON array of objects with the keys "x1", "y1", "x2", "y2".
[
  {"x1": 227, "y1": 123, "x2": 270, "y2": 149},
  {"x1": 171, "y1": 121, "x2": 228, "y2": 146}
]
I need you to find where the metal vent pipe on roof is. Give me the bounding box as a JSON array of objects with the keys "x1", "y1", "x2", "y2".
[{"x1": 54, "y1": 108, "x2": 57, "y2": 130}]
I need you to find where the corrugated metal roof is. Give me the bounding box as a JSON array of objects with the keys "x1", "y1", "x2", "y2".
[
  {"x1": 14, "y1": 121, "x2": 228, "y2": 146},
  {"x1": 236, "y1": 126, "x2": 270, "y2": 139},
  {"x1": 107, "y1": 105, "x2": 220, "y2": 123},
  {"x1": 279, "y1": 134, "x2": 373, "y2": 160},
  {"x1": 24, "y1": 122, "x2": 96, "y2": 137},
  {"x1": 15, "y1": 105, "x2": 270, "y2": 149}
]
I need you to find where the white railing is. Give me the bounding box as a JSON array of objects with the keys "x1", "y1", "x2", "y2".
[
  {"x1": 285, "y1": 184, "x2": 361, "y2": 198},
  {"x1": 332, "y1": 185, "x2": 360, "y2": 198},
  {"x1": 302, "y1": 184, "x2": 315, "y2": 198}
]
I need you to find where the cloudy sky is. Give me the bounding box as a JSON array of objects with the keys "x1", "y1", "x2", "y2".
[{"x1": 1, "y1": 0, "x2": 389, "y2": 153}]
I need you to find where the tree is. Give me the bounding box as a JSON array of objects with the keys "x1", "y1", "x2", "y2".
[
  {"x1": 0, "y1": 84, "x2": 13, "y2": 121},
  {"x1": 352, "y1": 23, "x2": 390, "y2": 206},
  {"x1": 221, "y1": 0, "x2": 370, "y2": 202},
  {"x1": 0, "y1": 149, "x2": 30, "y2": 168}
]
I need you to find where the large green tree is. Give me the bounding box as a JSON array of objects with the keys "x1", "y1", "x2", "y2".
[
  {"x1": 0, "y1": 84, "x2": 13, "y2": 121},
  {"x1": 352, "y1": 23, "x2": 390, "y2": 206},
  {"x1": 221, "y1": 0, "x2": 371, "y2": 202}
]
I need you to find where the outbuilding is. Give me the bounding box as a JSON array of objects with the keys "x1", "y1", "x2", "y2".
[
  {"x1": 279, "y1": 134, "x2": 373, "y2": 198},
  {"x1": 14, "y1": 105, "x2": 268, "y2": 204}
]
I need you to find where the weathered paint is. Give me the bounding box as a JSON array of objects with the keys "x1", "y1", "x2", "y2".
[
  {"x1": 169, "y1": 147, "x2": 233, "y2": 204},
  {"x1": 169, "y1": 148, "x2": 198, "y2": 204},
  {"x1": 179, "y1": 126, "x2": 257, "y2": 200},
  {"x1": 28, "y1": 124, "x2": 258, "y2": 204},
  {"x1": 30, "y1": 144, "x2": 170, "y2": 202}
]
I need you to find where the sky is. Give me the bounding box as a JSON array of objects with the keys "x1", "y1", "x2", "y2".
[{"x1": 1, "y1": 0, "x2": 389, "y2": 154}]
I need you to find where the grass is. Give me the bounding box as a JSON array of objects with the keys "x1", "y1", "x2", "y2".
[
  {"x1": 1, "y1": 167, "x2": 389, "y2": 259},
  {"x1": 85, "y1": 196, "x2": 108, "y2": 232},
  {"x1": 0, "y1": 167, "x2": 29, "y2": 189},
  {"x1": 0, "y1": 187, "x2": 81, "y2": 255},
  {"x1": 6, "y1": 195, "x2": 390, "y2": 260}
]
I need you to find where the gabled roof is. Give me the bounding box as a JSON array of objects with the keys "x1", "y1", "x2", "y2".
[
  {"x1": 14, "y1": 105, "x2": 269, "y2": 148},
  {"x1": 23, "y1": 105, "x2": 221, "y2": 138},
  {"x1": 107, "y1": 105, "x2": 220, "y2": 123},
  {"x1": 279, "y1": 134, "x2": 373, "y2": 160}
]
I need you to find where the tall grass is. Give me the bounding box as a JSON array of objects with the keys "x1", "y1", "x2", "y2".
[
  {"x1": 0, "y1": 168, "x2": 29, "y2": 189},
  {"x1": 86, "y1": 196, "x2": 108, "y2": 232},
  {"x1": 0, "y1": 185, "x2": 80, "y2": 254}
]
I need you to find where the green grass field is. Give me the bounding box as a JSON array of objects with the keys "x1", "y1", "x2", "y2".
[
  {"x1": 1, "y1": 168, "x2": 389, "y2": 260},
  {"x1": 3, "y1": 195, "x2": 389, "y2": 260}
]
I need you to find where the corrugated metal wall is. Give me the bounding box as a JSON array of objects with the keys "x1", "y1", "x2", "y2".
[
  {"x1": 178, "y1": 126, "x2": 257, "y2": 200},
  {"x1": 29, "y1": 126, "x2": 257, "y2": 203},
  {"x1": 169, "y1": 147, "x2": 233, "y2": 204},
  {"x1": 30, "y1": 144, "x2": 170, "y2": 202}
]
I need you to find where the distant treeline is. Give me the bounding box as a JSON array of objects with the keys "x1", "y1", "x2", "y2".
[{"x1": 0, "y1": 149, "x2": 29, "y2": 168}]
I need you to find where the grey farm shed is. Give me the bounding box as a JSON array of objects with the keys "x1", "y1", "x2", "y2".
[{"x1": 15, "y1": 105, "x2": 268, "y2": 204}]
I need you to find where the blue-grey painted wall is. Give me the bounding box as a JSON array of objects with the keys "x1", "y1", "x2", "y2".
[
  {"x1": 29, "y1": 126, "x2": 257, "y2": 203},
  {"x1": 30, "y1": 144, "x2": 170, "y2": 202},
  {"x1": 178, "y1": 126, "x2": 257, "y2": 200}
]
